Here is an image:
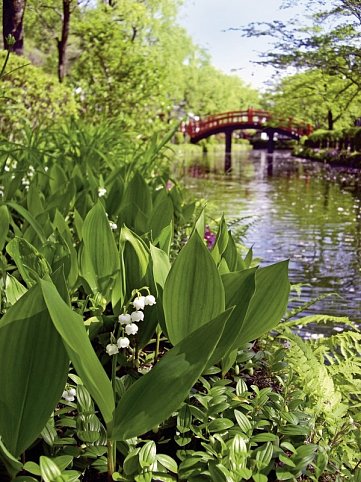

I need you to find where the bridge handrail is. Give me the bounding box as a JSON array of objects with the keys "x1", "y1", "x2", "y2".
[{"x1": 184, "y1": 109, "x2": 312, "y2": 138}]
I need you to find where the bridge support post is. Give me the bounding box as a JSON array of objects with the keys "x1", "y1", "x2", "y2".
[
  {"x1": 267, "y1": 129, "x2": 275, "y2": 153},
  {"x1": 225, "y1": 130, "x2": 232, "y2": 171}
]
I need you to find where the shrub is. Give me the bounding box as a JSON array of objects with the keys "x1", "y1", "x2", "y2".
[{"x1": 0, "y1": 52, "x2": 78, "y2": 136}]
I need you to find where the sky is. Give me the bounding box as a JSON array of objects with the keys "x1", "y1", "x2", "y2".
[{"x1": 177, "y1": 0, "x2": 304, "y2": 91}]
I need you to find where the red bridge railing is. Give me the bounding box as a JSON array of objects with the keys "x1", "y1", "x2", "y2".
[{"x1": 183, "y1": 109, "x2": 313, "y2": 139}]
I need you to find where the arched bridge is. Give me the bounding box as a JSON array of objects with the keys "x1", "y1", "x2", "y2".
[{"x1": 183, "y1": 109, "x2": 313, "y2": 144}]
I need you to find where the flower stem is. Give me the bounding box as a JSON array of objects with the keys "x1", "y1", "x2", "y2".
[
  {"x1": 154, "y1": 330, "x2": 161, "y2": 365},
  {"x1": 107, "y1": 439, "x2": 116, "y2": 481}
]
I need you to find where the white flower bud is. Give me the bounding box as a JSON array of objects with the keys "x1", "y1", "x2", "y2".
[
  {"x1": 130, "y1": 310, "x2": 144, "y2": 322},
  {"x1": 125, "y1": 323, "x2": 139, "y2": 336},
  {"x1": 117, "y1": 337, "x2": 130, "y2": 348},
  {"x1": 106, "y1": 343, "x2": 119, "y2": 356},
  {"x1": 118, "y1": 313, "x2": 131, "y2": 325},
  {"x1": 145, "y1": 295, "x2": 156, "y2": 306},
  {"x1": 98, "y1": 187, "x2": 107, "y2": 197}
]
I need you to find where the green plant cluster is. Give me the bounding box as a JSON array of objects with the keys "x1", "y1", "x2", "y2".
[
  {"x1": 0, "y1": 122, "x2": 359, "y2": 481},
  {"x1": 295, "y1": 127, "x2": 361, "y2": 167},
  {"x1": 0, "y1": 52, "x2": 78, "y2": 136}
]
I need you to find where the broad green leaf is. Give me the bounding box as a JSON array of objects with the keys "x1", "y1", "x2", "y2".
[
  {"x1": 0, "y1": 436, "x2": 23, "y2": 478},
  {"x1": 208, "y1": 267, "x2": 256, "y2": 367},
  {"x1": 40, "y1": 279, "x2": 115, "y2": 428},
  {"x1": 150, "y1": 244, "x2": 171, "y2": 289},
  {"x1": 207, "y1": 418, "x2": 234, "y2": 433},
  {"x1": 7, "y1": 201, "x2": 46, "y2": 244},
  {"x1": 39, "y1": 456, "x2": 63, "y2": 482},
  {"x1": 80, "y1": 201, "x2": 120, "y2": 298},
  {"x1": 112, "y1": 308, "x2": 233, "y2": 440},
  {"x1": 150, "y1": 195, "x2": 174, "y2": 241},
  {"x1": 235, "y1": 261, "x2": 290, "y2": 345},
  {"x1": 6, "y1": 237, "x2": 51, "y2": 287},
  {"x1": 156, "y1": 454, "x2": 178, "y2": 473},
  {"x1": 5, "y1": 275, "x2": 27, "y2": 305},
  {"x1": 194, "y1": 206, "x2": 205, "y2": 238},
  {"x1": 211, "y1": 216, "x2": 229, "y2": 265},
  {"x1": 49, "y1": 164, "x2": 68, "y2": 194},
  {"x1": 163, "y1": 232, "x2": 225, "y2": 345},
  {"x1": 139, "y1": 441, "x2": 157, "y2": 468},
  {"x1": 0, "y1": 284, "x2": 68, "y2": 457},
  {"x1": 0, "y1": 205, "x2": 10, "y2": 250},
  {"x1": 26, "y1": 184, "x2": 44, "y2": 218},
  {"x1": 52, "y1": 210, "x2": 78, "y2": 287},
  {"x1": 119, "y1": 226, "x2": 150, "y2": 298},
  {"x1": 222, "y1": 231, "x2": 239, "y2": 272}
]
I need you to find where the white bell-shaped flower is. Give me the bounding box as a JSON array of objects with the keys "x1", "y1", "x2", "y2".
[
  {"x1": 125, "y1": 323, "x2": 139, "y2": 336},
  {"x1": 106, "y1": 343, "x2": 119, "y2": 356},
  {"x1": 118, "y1": 313, "x2": 131, "y2": 325},
  {"x1": 130, "y1": 310, "x2": 144, "y2": 322},
  {"x1": 117, "y1": 337, "x2": 130, "y2": 348},
  {"x1": 62, "y1": 388, "x2": 76, "y2": 402},
  {"x1": 133, "y1": 296, "x2": 146, "y2": 310},
  {"x1": 145, "y1": 295, "x2": 156, "y2": 306}
]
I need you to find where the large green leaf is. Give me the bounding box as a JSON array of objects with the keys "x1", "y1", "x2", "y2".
[
  {"x1": 119, "y1": 226, "x2": 150, "y2": 299},
  {"x1": 79, "y1": 201, "x2": 120, "y2": 298},
  {"x1": 7, "y1": 201, "x2": 46, "y2": 244},
  {"x1": 163, "y1": 232, "x2": 225, "y2": 345},
  {"x1": 40, "y1": 279, "x2": 115, "y2": 429},
  {"x1": 52, "y1": 210, "x2": 78, "y2": 287},
  {"x1": 236, "y1": 260, "x2": 290, "y2": 345},
  {"x1": 0, "y1": 284, "x2": 69, "y2": 457},
  {"x1": 6, "y1": 237, "x2": 51, "y2": 287},
  {"x1": 0, "y1": 205, "x2": 10, "y2": 251},
  {"x1": 112, "y1": 308, "x2": 233, "y2": 440},
  {"x1": 207, "y1": 267, "x2": 257, "y2": 367}
]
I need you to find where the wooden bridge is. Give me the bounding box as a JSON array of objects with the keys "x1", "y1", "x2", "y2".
[{"x1": 182, "y1": 109, "x2": 313, "y2": 169}]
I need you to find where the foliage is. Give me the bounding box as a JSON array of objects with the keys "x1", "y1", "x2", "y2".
[
  {"x1": 264, "y1": 69, "x2": 361, "y2": 130},
  {"x1": 0, "y1": 51, "x2": 77, "y2": 136},
  {"x1": 0, "y1": 122, "x2": 292, "y2": 481}
]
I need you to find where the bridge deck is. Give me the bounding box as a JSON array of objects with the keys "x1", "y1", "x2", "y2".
[{"x1": 183, "y1": 109, "x2": 312, "y2": 142}]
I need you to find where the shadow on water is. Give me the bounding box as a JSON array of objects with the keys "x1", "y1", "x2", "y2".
[{"x1": 177, "y1": 149, "x2": 361, "y2": 336}]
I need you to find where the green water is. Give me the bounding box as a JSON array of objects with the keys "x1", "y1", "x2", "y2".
[{"x1": 178, "y1": 149, "x2": 361, "y2": 335}]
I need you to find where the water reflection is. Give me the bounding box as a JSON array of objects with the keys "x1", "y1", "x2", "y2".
[{"x1": 179, "y1": 149, "x2": 361, "y2": 332}]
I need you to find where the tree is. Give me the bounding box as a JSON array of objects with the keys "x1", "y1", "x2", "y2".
[
  {"x1": 264, "y1": 69, "x2": 361, "y2": 130},
  {"x1": 238, "y1": 0, "x2": 361, "y2": 128},
  {"x1": 2, "y1": 0, "x2": 27, "y2": 54}
]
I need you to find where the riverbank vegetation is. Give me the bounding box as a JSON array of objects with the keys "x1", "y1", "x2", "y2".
[
  {"x1": 0, "y1": 120, "x2": 360, "y2": 481},
  {"x1": 1, "y1": 0, "x2": 361, "y2": 480}
]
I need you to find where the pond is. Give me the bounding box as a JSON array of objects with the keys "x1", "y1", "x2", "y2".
[{"x1": 178, "y1": 148, "x2": 361, "y2": 336}]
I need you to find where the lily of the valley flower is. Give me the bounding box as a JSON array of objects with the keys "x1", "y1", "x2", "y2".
[
  {"x1": 62, "y1": 388, "x2": 76, "y2": 402},
  {"x1": 117, "y1": 337, "x2": 130, "y2": 348},
  {"x1": 133, "y1": 296, "x2": 146, "y2": 310},
  {"x1": 98, "y1": 187, "x2": 107, "y2": 197},
  {"x1": 145, "y1": 294, "x2": 156, "y2": 306},
  {"x1": 106, "y1": 343, "x2": 119, "y2": 356},
  {"x1": 118, "y1": 313, "x2": 131, "y2": 325},
  {"x1": 125, "y1": 323, "x2": 139, "y2": 336},
  {"x1": 130, "y1": 310, "x2": 144, "y2": 322}
]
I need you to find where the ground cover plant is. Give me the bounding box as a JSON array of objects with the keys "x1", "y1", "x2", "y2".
[{"x1": 0, "y1": 121, "x2": 360, "y2": 482}]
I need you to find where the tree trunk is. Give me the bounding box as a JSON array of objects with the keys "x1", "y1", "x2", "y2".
[
  {"x1": 327, "y1": 109, "x2": 334, "y2": 130},
  {"x1": 2, "y1": 0, "x2": 27, "y2": 55},
  {"x1": 57, "y1": 0, "x2": 71, "y2": 83}
]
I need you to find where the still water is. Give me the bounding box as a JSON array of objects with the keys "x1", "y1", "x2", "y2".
[{"x1": 179, "y1": 149, "x2": 361, "y2": 334}]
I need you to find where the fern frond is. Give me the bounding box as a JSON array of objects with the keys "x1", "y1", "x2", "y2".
[
  {"x1": 283, "y1": 292, "x2": 339, "y2": 321},
  {"x1": 280, "y1": 314, "x2": 358, "y2": 332},
  {"x1": 281, "y1": 333, "x2": 342, "y2": 414}
]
